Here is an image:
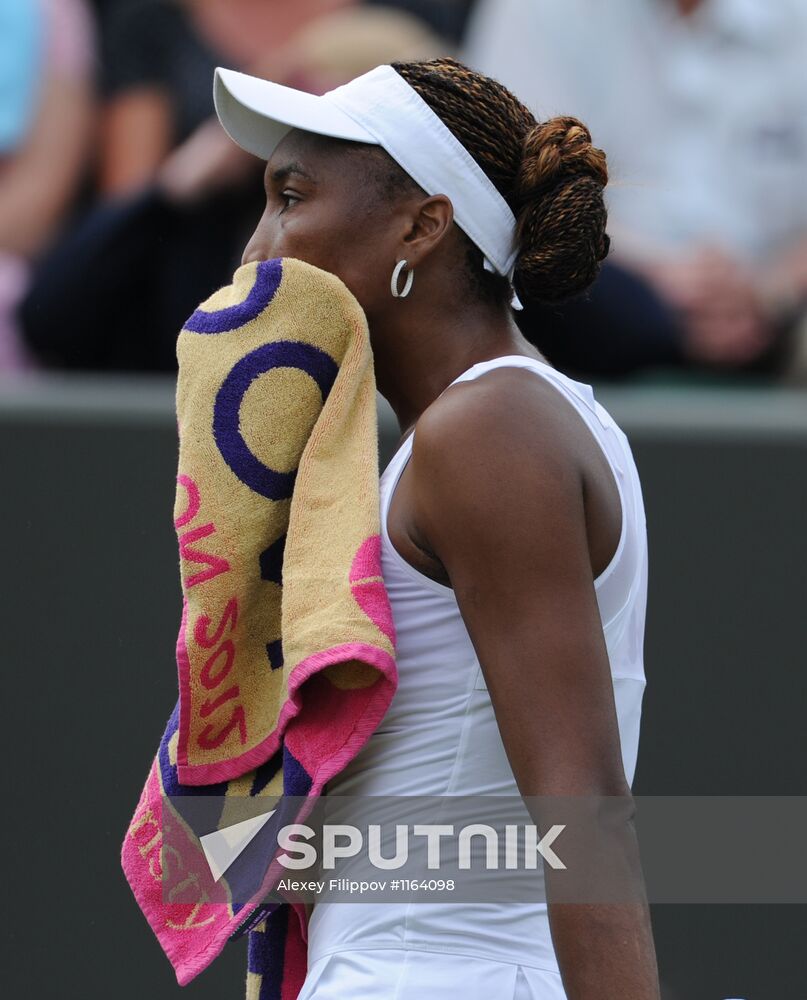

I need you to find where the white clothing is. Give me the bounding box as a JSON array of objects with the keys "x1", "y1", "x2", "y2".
[
  {"x1": 300, "y1": 949, "x2": 569, "y2": 999},
  {"x1": 464, "y1": 0, "x2": 807, "y2": 263},
  {"x1": 298, "y1": 356, "x2": 649, "y2": 998}
]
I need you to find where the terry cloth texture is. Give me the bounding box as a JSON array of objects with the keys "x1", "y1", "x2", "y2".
[{"x1": 120, "y1": 257, "x2": 398, "y2": 994}]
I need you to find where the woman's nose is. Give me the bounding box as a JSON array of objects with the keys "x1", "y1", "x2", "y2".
[
  {"x1": 241, "y1": 227, "x2": 271, "y2": 267},
  {"x1": 241, "y1": 244, "x2": 264, "y2": 267}
]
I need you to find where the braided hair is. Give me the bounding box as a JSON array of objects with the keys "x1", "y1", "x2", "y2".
[{"x1": 390, "y1": 57, "x2": 610, "y2": 306}]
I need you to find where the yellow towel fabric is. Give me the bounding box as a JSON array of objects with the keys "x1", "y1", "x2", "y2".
[
  {"x1": 174, "y1": 255, "x2": 397, "y2": 785},
  {"x1": 121, "y1": 256, "x2": 398, "y2": 990}
]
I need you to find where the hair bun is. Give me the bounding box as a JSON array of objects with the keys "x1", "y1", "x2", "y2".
[
  {"x1": 519, "y1": 117, "x2": 608, "y2": 195},
  {"x1": 513, "y1": 116, "x2": 610, "y2": 305}
]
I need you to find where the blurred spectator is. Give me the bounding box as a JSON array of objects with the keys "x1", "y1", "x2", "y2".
[
  {"x1": 465, "y1": 0, "x2": 807, "y2": 380},
  {"x1": 20, "y1": 0, "x2": 354, "y2": 370},
  {"x1": 365, "y1": 0, "x2": 476, "y2": 44},
  {"x1": 0, "y1": 0, "x2": 96, "y2": 373},
  {"x1": 97, "y1": 0, "x2": 355, "y2": 197},
  {"x1": 0, "y1": 1, "x2": 41, "y2": 153},
  {"x1": 263, "y1": 4, "x2": 451, "y2": 92},
  {"x1": 21, "y1": 2, "x2": 450, "y2": 371}
]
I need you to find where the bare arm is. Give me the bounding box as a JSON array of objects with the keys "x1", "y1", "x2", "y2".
[
  {"x1": 98, "y1": 88, "x2": 173, "y2": 197},
  {"x1": 409, "y1": 372, "x2": 660, "y2": 999},
  {"x1": 0, "y1": 72, "x2": 94, "y2": 257}
]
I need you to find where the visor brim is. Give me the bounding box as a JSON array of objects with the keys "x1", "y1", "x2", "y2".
[{"x1": 213, "y1": 67, "x2": 378, "y2": 161}]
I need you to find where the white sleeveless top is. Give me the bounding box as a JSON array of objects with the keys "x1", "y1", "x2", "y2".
[{"x1": 305, "y1": 355, "x2": 649, "y2": 981}]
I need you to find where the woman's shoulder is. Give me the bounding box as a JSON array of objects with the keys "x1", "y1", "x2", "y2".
[{"x1": 417, "y1": 359, "x2": 598, "y2": 470}]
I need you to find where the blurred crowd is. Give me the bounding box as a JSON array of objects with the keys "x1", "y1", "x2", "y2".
[{"x1": 2, "y1": 0, "x2": 807, "y2": 383}]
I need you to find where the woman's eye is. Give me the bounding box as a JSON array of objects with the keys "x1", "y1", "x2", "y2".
[{"x1": 279, "y1": 191, "x2": 301, "y2": 211}]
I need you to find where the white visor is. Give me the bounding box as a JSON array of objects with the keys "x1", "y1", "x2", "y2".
[{"x1": 214, "y1": 64, "x2": 523, "y2": 303}]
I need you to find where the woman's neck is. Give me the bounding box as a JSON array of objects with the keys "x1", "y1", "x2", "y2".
[{"x1": 370, "y1": 301, "x2": 545, "y2": 437}]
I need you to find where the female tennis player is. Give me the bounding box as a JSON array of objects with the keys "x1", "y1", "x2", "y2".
[{"x1": 215, "y1": 56, "x2": 660, "y2": 1000}]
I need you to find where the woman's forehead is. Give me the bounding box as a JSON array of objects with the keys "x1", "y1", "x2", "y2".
[{"x1": 266, "y1": 129, "x2": 365, "y2": 180}]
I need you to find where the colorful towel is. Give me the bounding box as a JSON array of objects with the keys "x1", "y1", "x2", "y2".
[{"x1": 120, "y1": 257, "x2": 398, "y2": 995}]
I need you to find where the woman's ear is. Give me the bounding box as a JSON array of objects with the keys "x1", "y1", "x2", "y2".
[{"x1": 401, "y1": 194, "x2": 454, "y2": 266}]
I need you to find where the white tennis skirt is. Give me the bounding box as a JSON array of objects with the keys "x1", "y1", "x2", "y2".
[{"x1": 297, "y1": 947, "x2": 568, "y2": 999}]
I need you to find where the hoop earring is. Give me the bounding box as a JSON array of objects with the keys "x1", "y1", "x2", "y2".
[{"x1": 391, "y1": 259, "x2": 414, "y2": 299}]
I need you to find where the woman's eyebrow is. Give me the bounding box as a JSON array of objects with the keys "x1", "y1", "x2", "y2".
[{"x1": 268, "y1": 162, "x2": 316, "y2": 184}]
